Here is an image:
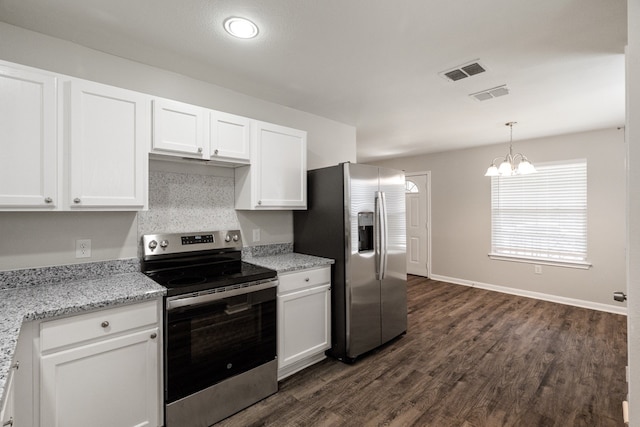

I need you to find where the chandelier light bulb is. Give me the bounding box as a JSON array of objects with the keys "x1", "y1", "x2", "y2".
[{"x1": 484, "y1": 122, "x2": 536, "y2": 177}]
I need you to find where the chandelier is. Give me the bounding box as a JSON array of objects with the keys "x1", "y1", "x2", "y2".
[{"x1": 484, "y1": 122, "x2": 536, "y2": 176}]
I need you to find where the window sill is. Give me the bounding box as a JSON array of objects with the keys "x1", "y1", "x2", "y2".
[{"x1": 488, "y1": 253, "x2": 592, "y2": 270}]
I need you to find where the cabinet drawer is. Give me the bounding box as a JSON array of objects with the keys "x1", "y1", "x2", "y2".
[
  {"x1": 278, "y1": 266, "x2": 330, "y2": 294},
  {"x1": 40, "y1": 300, "x2": 158, "y2": 352}
]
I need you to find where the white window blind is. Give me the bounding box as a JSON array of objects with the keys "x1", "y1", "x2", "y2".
[{"x1": 490, "y1": 159, "x2": 589, "y2": 267}]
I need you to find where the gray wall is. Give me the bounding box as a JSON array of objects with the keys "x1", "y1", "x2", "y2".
[
  {"x1": 372, "y1": 127, "x2": 626, "y2": 308},
  {"x1": 0, "y1": 23, "x2": 356, "y2": 270}
]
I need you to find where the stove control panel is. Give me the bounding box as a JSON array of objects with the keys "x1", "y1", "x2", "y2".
[
  {"x1": 142, "y1": 230, "x2": 243, "y2": 257},
  {"x1": 181, "y1": 234, "x2": 214, "y2": 245}
]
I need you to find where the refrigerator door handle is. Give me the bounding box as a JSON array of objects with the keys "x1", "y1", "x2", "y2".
[
  {"x1": 380, "y1": 191, "x2": 388, "y2": 280},
  {"x1": 375, "y1": 191, "x2": 384, "y2": 280}
]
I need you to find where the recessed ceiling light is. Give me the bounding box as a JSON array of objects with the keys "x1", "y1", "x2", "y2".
[{"x1": 223, "y1": 17, "x2": 259, "y2": 39}]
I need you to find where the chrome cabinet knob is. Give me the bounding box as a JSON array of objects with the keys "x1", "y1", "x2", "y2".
[
  {"x1": 614, "y1": 291, "x2": 627, "y2": 302},
  {"x1": 44, "y1": 197, "x2": 53, "y2": 203},
  {"x1": 197, "y1": 147, "x2": 203, "y2": 153},
  {"x1": 73, "y1": 198, "x2": 81, "y2": 204},
  {"x1": 214, "y1": 149, "x2": 219, "y2": 155},
  {"x1": 305, "y1": 278, "x2": 310, "y2": 282},
  {"x1": 11, "y1": 361, "x2": 19, "y2": 370},
  {"x1": 257, "y1": 200, "x2": 262, "y2": 205},
  {"x1": 3, "y1": 417, "x2": 13, "y2": 426},
  {"x1": 101, "y1": 321, "x2": 109, "y2": 328},
  {"x1": 150, "y1": 333, "x2": 157, "y2": 339}
]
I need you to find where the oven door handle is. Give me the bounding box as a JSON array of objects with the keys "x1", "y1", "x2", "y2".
[{"x1": 166, "y1": 279, "x2": 278, "y2": 311}]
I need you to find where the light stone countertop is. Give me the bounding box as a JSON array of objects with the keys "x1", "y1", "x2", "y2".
[
  {"x1": 246, "y1": 252, "x2": 334, "y2": 274},
  {"x1": 0, "y1": 271, "x2": 166, "y2": 410}
]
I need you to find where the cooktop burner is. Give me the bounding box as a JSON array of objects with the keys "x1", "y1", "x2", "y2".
[{"x1": 140, "y1": 230, "x2": 277, "y2": 297}]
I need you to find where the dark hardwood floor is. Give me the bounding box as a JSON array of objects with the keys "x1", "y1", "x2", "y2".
[{"x1": 216, "y1": 276, "x2": 628, "y2": 427}]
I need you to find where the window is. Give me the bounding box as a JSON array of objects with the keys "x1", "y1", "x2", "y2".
[
  {"x1": 490, "y1": 159, "x2": 590, "y2": 268},
  {"x1": 405, "y1": 180, "x2": 419, "y2": 193}
]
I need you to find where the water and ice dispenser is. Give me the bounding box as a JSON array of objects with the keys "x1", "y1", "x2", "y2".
[{"x1": 358, "y1": 212, "x2": 374, "y2": 252}]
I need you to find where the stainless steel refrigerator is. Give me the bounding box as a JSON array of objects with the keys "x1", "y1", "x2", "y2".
[{"x1": 293, "y1": 163, "x2": 407, "y2": 362}]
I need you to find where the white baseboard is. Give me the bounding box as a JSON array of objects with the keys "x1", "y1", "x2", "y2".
[{"x1": 429, "y1": 274, "x2": 627, "y2": 316}]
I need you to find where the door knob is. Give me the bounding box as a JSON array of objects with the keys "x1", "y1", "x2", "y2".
[{"x1": 613, "y1": 291, "x2": 627, "y2": 302}]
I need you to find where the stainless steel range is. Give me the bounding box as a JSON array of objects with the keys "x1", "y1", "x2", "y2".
[{"x1": 141, "y1": 230, "x2": 278, "y2": 427}]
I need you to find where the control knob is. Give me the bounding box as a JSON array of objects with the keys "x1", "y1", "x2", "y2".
[
  {"x1": 225, "y1": 234, "x2": 231, "y2": 243},
  {"x1": 160, "y1": 240, "x2": 169, "y2": 249},
  {"x1": 232, "y1": 234, "x2": 239, "y2": 242},
  {"x1": 148, "y1": 240, "x2": 158, "y2": 251}
]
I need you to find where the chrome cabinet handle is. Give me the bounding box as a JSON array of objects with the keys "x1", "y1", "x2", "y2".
[
  {"x1": 150, "y1": 333, "x2": 157, "y2": 339},
  {"x1": 101, "y1": 321, "x2": 109, "y2": 328},
  {"x1": 3, "y1": 417, "x2": 13, "y2": 426},
  {"x1": 44, "y1": 197, "x2": 53, "y2": 203},
  {"x1": 73, "y1": 198, "x2": 81, "y2": 204}
]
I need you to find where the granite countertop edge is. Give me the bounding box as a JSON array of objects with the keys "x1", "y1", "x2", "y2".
[
  {"x1": 246, "y1": 252, "x2": 335, "y2": 274},
  {"x1": 0, "y1": 272, "x2": 166, "y2": 410}
]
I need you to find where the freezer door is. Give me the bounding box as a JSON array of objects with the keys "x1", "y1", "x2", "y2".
[
  {"x1": 379, "y1": 167, "x2": 408, "y2": 343},
  {"x1": 345, "y1": 163, "x2": 382, "y2": 358}
]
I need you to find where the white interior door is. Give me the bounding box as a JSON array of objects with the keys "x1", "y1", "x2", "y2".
[{"x1": 405, "y1": 173, "x2": 430, "y2": 277}]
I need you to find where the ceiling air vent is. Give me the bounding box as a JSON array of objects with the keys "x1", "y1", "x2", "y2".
[
  {"x1": 469, "y1": 85, "x2": 510, "y2": 101},
  {"x1": 439, "y1": 60, "x2": 487, "y2": 82}
]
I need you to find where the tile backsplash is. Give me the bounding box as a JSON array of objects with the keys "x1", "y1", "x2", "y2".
[{"x1": 138, "y1": 170, "x2": 240, "y2": 237}]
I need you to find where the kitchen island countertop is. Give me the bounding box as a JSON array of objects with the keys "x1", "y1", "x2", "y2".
[
  {"x1": 246, "y1": 252, "x2": 334, "y2": 274},
  {"x1": 0, "y1": 271, "x2": 165, "y2": 410}
]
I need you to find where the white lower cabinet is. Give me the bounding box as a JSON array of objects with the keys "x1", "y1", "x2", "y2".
[
  {"x1": 0, "y1": 363, "x2": 15, "y2": 427},
  {"x1": 277, "y1": 266, "x2": 331, "y2": 380},
  {"x1": 39, "y1": 300, "x2": 162, "y2": 427},
  {"x1": 0, "y1": 321, "x2": 34, "y2": 427}
]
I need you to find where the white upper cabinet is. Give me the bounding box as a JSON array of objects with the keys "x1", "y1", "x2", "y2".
[
  {"x1": 151, "y1": 98, "x2": 207, "y2": 159},
  {"x1": 0, "y1": 65, "x2": 58, "y2": 209},
  {"x1": 235, "y1": 121, "x2": 307, "y2": 210},
  {"x1": 67, "y1": 80, "x2": 149, "y2": 209},
  {"x1": 209, "y1": 110, "x2": 251, "y2": 164}
]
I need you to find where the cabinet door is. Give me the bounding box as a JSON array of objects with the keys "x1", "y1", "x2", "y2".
[
  {"x1": 40, "y1": 328, "x2": 160, "y2": 427},
  {"x1": 209, "y1": 110, "x2": 251, "y2": 163},
  {"x1": 152, "y1": 98, "x2": 206, "y2": 158},
  {"x1": 0, "y1": 366, "x2": 14, "y2": 427},
  {"x1": 254, "y1": 121, "x2": 307, "y2": 208},
  {"x1": 67, "y1": 80, "x2": 149, "y2": 209},
  {"x1": 278, "y1": 284, "x2": 331, "y2": 369},
  {"x1": 0, "y1": 65, "x2": 58, "y2": 209}
]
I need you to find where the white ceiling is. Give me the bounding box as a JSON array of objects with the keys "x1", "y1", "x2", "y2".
[{"x1": 0, "y1": 0, "x2": 627, "y2": 162}]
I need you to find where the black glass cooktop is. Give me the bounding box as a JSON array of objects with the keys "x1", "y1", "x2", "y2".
[{"x1": 142, "y1": 252, "x2": 277, "y2": 297}]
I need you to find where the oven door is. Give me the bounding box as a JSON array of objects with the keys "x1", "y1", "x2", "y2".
[{"x1": 165, "y1": 280, "x2": 277, "y2": 404}]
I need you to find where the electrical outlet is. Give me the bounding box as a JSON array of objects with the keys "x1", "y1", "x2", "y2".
[
  {"x1": 253, "y1": 229, "x2": 261, "y2": 242},
  {"x1": 534, "y1": 265, "x2": 542, "y2": 275},
  {"x1": 76, "y1": 239, "x2": 91, "y2": 258}
]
